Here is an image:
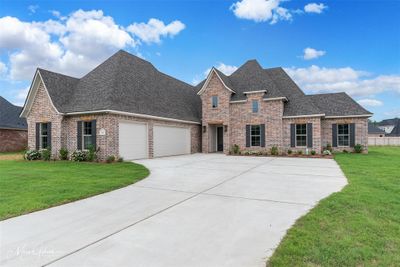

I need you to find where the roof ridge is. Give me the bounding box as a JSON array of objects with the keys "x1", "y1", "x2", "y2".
[{"x1": 37, "y1": 68, "x2": 79, "y2": 80}]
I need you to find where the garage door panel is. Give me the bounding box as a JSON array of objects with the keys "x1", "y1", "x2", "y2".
[
  {"x1": 154, "y1": 125, "x2": 190, "y2": 157},
  {"x1": 119, "y1": 122, "x2": 148, "y2": 160}
]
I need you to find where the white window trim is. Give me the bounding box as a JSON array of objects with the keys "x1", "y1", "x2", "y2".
[
  {"x1": 252, "y1": 100, "x2": 259, "y2": 113},
  {"x1": 82, "y1": 121, "x2": 93, "y2": 150},
  {"x1": 295, "y1": 124, "x2": 307, "y2": 148},
  {"x1": 211, "y1": 96, "x2": 218, "y2": 108},
  {"x1": 337, "y1": 123, "x2": 350, "y2": 147},
  {"x1": 250, "y1": 125, "x2": 261, "y2": 147},
  {"x1": 39, "y1": 123, "x2": 48, "y2": 149}
]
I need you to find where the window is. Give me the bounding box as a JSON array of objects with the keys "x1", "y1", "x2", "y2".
[
  {"x1": 40, "y1": 123, "x2": 49, "y2": 149},
  {"x1": 252, "y1": 100, "x2": 259, "y2": 113},
  {"x1": 83, "y1": 121, "x2": 93, "y2": 150},
  {"x1": 338, "y1": 124, "x2": 349, "y2": 146},
  {"x1": 250, "y1": 125, "x2": 261, "y2": 146},
  {"x1": 212, "y1": 96, "x2": 218, "y2": 108},
  {"x1": 295, "y1": 124, "x2": 307, "y2": 147}
]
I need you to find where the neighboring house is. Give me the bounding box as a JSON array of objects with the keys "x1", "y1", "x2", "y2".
[
  {"x1": 368, "y1": 122, "x2": 385, "y2": 137},
  {"x1": 378, "y1": 118, "x2": 400, "y2": 136},
  {"x1": 0, "y1": 96, "x2": 28, "y2": 152},
  {"x1": 21, "y1": 50, "x2": 372, "y2": 160}
]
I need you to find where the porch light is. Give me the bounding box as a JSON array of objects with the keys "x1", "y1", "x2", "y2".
[
  {"x1": 224, "y1": 125, "x2": 228, "y2": 132},
  {"x1": 203, "y1": 126, "x2": 207, "y2": 133}
]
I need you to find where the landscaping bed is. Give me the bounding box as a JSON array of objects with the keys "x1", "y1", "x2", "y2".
[
  {"x1": 267, "y1": 146, "x2": 400, "y2": 266},
  {"x1": 0, "y1": 152, "x2": 149, "y2": 220}
]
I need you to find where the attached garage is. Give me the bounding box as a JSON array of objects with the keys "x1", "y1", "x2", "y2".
[
  {"x1": 119, "y1": 122, "x2": 148, "y2": 160},
  {"x1": 153, "y1": 125, "x2": 191, "y2": 157}
]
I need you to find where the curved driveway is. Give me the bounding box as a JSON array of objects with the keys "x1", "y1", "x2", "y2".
[{"x1": 0, "y1": 154, "x2": 347, "y2": 267}]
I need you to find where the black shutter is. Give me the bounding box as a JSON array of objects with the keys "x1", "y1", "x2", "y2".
[
  {"x1": 77, "y1": 121, "x2": 82, "y2": 150},
  {"x1": 92, "y1": 120, "x2": 97, "y2": 149},
  {"x1": 35, "y1": 123, "x2": 40, "y2": 150},
  {"x1": 307, "y1": 123, "x2": 313, "y2": 148},
  {"x1": 290, "y1": 124, "x2": 295, "y2": 147},
  {"x1": 332, "y1": 124, "x2": 338, "y2": 147},
  {"x1": 350, "y1": 123, "x2": 355, "y2": 147},
  {"x1": 47, "y1": 122, "x2": 52, "y2": 149},
  {"x1": 245, "y1": 125, "x2": 250, "y2": 147},
  {"x1": 260, "y1": 124, "x2": 265, "y2": 147}
]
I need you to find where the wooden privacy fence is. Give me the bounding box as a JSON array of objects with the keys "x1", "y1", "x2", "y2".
[{"x1": 368, "y1": 137, "x2": 400, "y2": 146}]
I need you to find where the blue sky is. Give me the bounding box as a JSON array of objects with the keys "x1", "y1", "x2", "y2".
[{"x1": 0, "y1": 0, "x2": 399, "y2": 121}]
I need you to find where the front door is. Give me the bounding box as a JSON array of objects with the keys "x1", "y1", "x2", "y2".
[{"x1": 217, "y1": 126, "x2": 223, "y2": 152}]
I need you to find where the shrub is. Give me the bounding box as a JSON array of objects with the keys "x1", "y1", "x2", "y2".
[
  {"x1": 71, "y1": 150, "x2": 88, "y2": 162},
  {"x1": 297, "y1": 150, "x2": 303, "y2": 155},
  {"x1": 117, "y1": 157, "x2": 124, "y2": 162},
  {"x1": 59, "y1": 147, "x2": 69, "y2": 160},
  {"x1": 231, "y1": 144, "x2": 240, "y2": 155},
  {"x1": 323, "y1": 150, "x2": 332, "y2": 155},
  {"x1": 244, "y1": 151, "x2": 250, "y2": 155},
  {"x1": 354, "y1": 144, "x2": 363, "y2": 153},
  {"x1": 106, "y1": 155, "x2": 116, "y2": 163},
  {"x1": 87, "y1": 145, "x2": 98, "y2": 162},
  {"x1": 287, "y1": 149, "x2": 292, "y2": 155},
  {"x1": 311, "y1": 150, "x2": 316, "y2": 155},
  {"x1": 342, "y1": 149, "x2": 349, "y2": 153},
  {"x1": 263, "y1": 150, "x2": 269, "y2": 156},
  {"x1": 270, "y1": 146, "x2": 279, "y2": 156},
  {"x1": 41, "y1": 149, "x2": 51, "y2": 161},
  {"x1": 25, "y1": 150, "x2": 41, "y2": 160},
  {"x1": 326, "y1": 143, "x2": 332, "y2": 152},
  {"x1": 256, "y1": 151, "x2": 263, "y2": 156}
]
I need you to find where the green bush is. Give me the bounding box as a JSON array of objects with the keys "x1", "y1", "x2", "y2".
[
  {"x1": 354, "y1": 144, "x2": 363, "y2": 153},
  {"x1": 342, "y1": 149, "x2": 349, "y2": 153},
  {"x1": 270, "y1": 146, "x2": 279, "y2": 155},
  {"x1": 326, "y1": 143, "x2": 332, "y2": 152},
  {"x1": 87, "y1": 145, "x2": 97, "y2": 162},
  {"x1": 59, "y1": 147, "x2": 69, "y2": 160},
  {"x1": 106, "y1": 155, "x2": 116, "y2": 163},
  {"x1": 71, "y1": 150, "x2": 88, "y2": 162},
  {"x1": 117, "y1": 157, "x2": 124, "y2": 162},
  {"x1": 297, "y1": 150, "x2": 303, "y2": 155},
  {"x1": 25, "y1": 150, "x2": 41, "y2": 160},
  {"x1": 323, "y1": 150, "x2": 332, "y2": 155},
  {"x1": 311, "y1": 150, "x2": 316, "y2": 155},
  {"x1": 41, "y1": 149, "x2": 51, "y2": 161},
  {"x1": 230, "y1": 144, "x2": 240, "y2": 154},
  {"x1": 287, "y1": 149, "x2": 292, "y2": 155}
]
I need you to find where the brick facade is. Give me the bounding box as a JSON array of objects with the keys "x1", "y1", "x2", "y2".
[
  {"x1": 26, "y1": 81, "x2": 201, "y2": 160},
  {"x1": 0, "y1": 129, "x2": 27, "y2": 152},
  {"x1": 200, "y1": 72, "x2": 368, "y2": 154}
]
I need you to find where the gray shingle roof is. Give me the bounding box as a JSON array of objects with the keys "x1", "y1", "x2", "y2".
[
  {"x1": 39, "y1": 50, "x2": 201, "y2": 122},
  {"x1": 368, "y1": 123, "x2": 385, "y2": 134},
  {"x1": 306, "y1": 93, "x2": 372, "y2": 117},
  {"x1": 0, "y1": 96, "x2": 27, "y2": 130}
]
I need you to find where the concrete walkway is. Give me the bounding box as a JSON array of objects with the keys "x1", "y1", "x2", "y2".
[{"x1": 0, "y1": 154, "x2": 347, "y2": 267}]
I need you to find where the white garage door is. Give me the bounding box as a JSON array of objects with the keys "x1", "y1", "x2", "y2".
[
  {"x1": 154, "y1": 125, "x2": 191, "y2": 157},
  {"x1": 119, "y1": 122, "x2": 148, "y2": 160}
]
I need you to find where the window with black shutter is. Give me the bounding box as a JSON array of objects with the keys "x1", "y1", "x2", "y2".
[
  {"x1": 338, "y1": 124, "x2": 350, "y2": 146},
  {"x1": 39, "y1": 123, "x2": 50, "y2": 149},
  {"x1": 295, "y1": 124, "x2": 307, "y2": 147}
]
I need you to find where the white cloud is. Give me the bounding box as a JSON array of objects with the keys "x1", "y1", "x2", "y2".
[
  {"x1": 0, "y1": 11, "x2": 185, "y2": 80},
  {"x1": 357, "y1": 99, "x2": 383, "y2": 107},
  {"x1": 285, "y1": 65, "x2": 400, "y2": 97},
  {"x1": 127, "y1": 18, "x2": 185, "y2": 44},
  {"x1": 205, "y1": 63, "x2": 238, "y2": 77},
  {"x1": 303, "y1": 47, "x2": 326, "y2": 60},
  {"x1": 304, "y1": 3, "x2": 327, "y2": 14},
  {"x1": 28, "y1": 5, "x2": 39, "y2": 14},
  {"x1": 384, "y1": 108, "x2": 400, "y2": 118},
  {"x1": 0, "y1": 61, "x2": 7, "y2": 75},
  {"x1": 230, "y1": 0, "x2": 291, "y2": 24}
]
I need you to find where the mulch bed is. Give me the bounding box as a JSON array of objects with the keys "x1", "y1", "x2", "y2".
[{"x1": 228, "y1": 153, "x2": 334, "y2": 159}]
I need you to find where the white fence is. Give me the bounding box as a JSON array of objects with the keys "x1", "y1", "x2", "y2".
[{"x1": 368, "y1": 137, "x2": 400, "y2": 146}]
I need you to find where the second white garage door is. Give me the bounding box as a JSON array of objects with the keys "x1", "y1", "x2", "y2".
[
  {"x1": 119, "y1": 122, "x2": 148, "y2": 160},
  {"x1": 153, "y1": 125, "x2": 191, "y2": 157}
]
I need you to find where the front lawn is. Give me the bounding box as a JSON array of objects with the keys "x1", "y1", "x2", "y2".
[
  {"x1": 0, "y1": 157, "x2": 149, "y2": 220},
  {"x1": 268, "y1": 146, "x2": 400, "y2": 266}
]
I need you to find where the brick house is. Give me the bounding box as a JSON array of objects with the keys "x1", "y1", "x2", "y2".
[
  {"x1": 20, "y1": 50, "x2": 371, "y2": 160},
  {"x1": 0, "y1": 96, "x2": 28, "y2": 152}
]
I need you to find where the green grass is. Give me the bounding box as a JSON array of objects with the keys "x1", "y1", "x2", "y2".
[
  {"x1": 0, "y1": 159, "x2": 149, "y2": 220},
  {"x1": 267, "y1": 146, "x2": 400, "y2": 266}
]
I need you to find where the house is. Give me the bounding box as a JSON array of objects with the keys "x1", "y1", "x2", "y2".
[
  {"x1": 21, "y1": 50, "x2": 372, "y2": 160},
  {"x1": 0, "y1": 96, "x2": 28, "y2": 152},
  {"x1": 368, "y1": 122, "x2": 386, "y2": 137},
  {"x1": 377, "y1": 118, "x2": 400, "y2": 136}
]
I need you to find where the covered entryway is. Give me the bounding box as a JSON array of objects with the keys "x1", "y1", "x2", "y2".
[
  {"x1": 208, "y1": 125, "x2": 224, "y2": 152},
  {"x1": 153, "y1": 125, "x2": 190, "y2": 157},
  {"x1": 119, "y1": 122, "x2": 148, "y2": 160}
]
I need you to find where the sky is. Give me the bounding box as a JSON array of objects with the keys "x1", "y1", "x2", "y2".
[{"x1": 0, "y1": 0, "x2": 399, "y2": 121}]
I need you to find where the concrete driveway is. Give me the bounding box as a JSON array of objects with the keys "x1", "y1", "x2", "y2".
[{"x1": 0, "y1": 154, "x2": 347, "y2": 267}]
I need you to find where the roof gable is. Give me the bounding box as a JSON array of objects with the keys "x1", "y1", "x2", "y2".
[
  {"x1": 197, "y1": 68, "x2": 236, "y2": 95},
  {"x1": 0, "y1": 96, "x2": 27, "y2": 129}
]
